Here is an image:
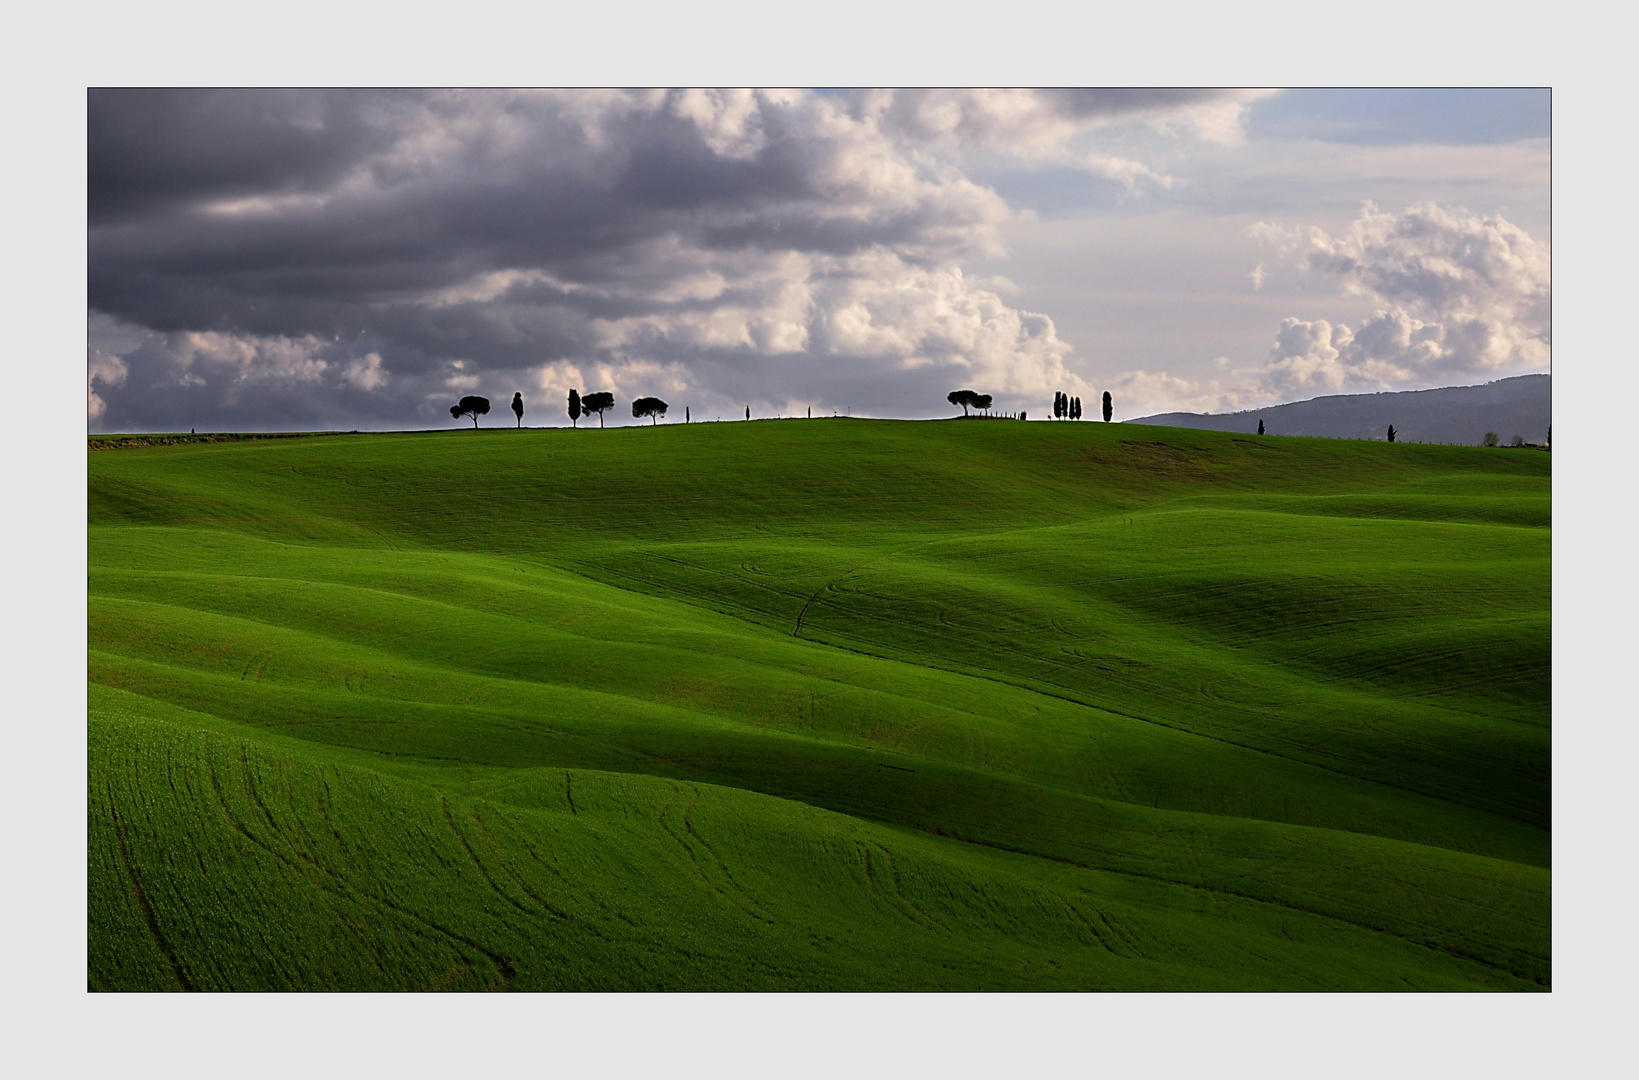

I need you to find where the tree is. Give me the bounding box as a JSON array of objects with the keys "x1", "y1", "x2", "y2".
[
  {"x1": 1070, "y1": 396, "x2": 1081, "y2": 420},
  {"x1": 948, "y1": 389, "x2": 978, "y2": 416},
  {"x1": 686, "y1": 406, "x2": 690, "y2": 423},
  {"x1": 1482, "y1": 431, "x2": 1499, "y2": 447},
  {"x1": 511, "y1": 392, "x2": 524, "y2": 428},
  {"x1": 450, "y1": 395, "x2": 490, "y2": 428},
  {"x1": 582, "y1": 391, "x2": 615, "y2": 427},
  {"x1": 1257, "y1": 419, "x2": 1265, "y2": 435},
  {"x1": 632, "y1": 396, "x2": 669, "y2": 424},
  {"x1": 568, "y1": 389, "x2": 582, "y2": 427},
  {"x1": 1053, "y1": 392, "x2": 1064, "y2": 420},
  {"x1": 1101, "y1": 391, "x2": 1113, "y2": 423},
  {"x1": 1387, "y1": 424, "x2": 1396, "y2": 443},
  {"x1": 971, "y1": 393, "x2": 993, "y2": 415},
  {"x1": 1511, "y1": 434, "x2": 1525, "y2": 447},
  {"x1": 746, "y1": 406, "x2": 750, "y2": 420}
]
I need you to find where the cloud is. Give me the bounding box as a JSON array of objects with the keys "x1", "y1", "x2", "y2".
[
  {"x1": 87, "y1": 349, "x2": 128, "y2": 421},
  {"x1": 1262, "y1": 309, "x2": 1447, "y2": 396},
  {"x1": 343, "y1": 352, "x2": 387, "y2": 391},
  {"x1": 1254, "y1": 201, "x2": 1549, "y2": 392},
  {"x1": 89, "y1": 88, "x2": 1237, "y2": 430},
  {"x1": 1111, "y1": 201, "x2": 1549, "y2": 414},
  {"x1": 864, "y1": 89, "x2": 1276, "y2": 158}
]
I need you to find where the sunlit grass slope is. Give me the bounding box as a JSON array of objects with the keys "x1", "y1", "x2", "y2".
[{"x1": 89, "y1": 419, "x2": 1550, "y2": 990}]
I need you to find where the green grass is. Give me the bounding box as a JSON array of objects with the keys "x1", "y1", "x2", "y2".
[{"x1": 88, "y1": 419, "x2": 1550, "y2": 990}]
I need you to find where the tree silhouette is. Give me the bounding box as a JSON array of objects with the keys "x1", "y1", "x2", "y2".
[
  {"x1": 582, "y1": 391, "x2": 615, "y2": 427},
  {"x1": 1101, "y1": 391, "x2": 1113, "y2": 423},
  {"x1": 1070, "y1": 396, "x2": 1082, "y2": 420},
  {"x1": 1387, "y1": 424, "x2": 1397, "y2": 443},
  {"x1": 632, "y1": 396, "x2": 669, "y2": 424},
  {"x1": 450, "y1": 395, "x2": 490, "y2": 428},
  {"x1": 947, "y1": 389, "x2": 977, "y2": 416},
  {"x1": 686, "y1": 406, "x2": 690, "y2": 423},
  {"x1": 746, "y1": 406, "x2": 750, "y2": 420},
  {"x1": 511, "y1": 392, "x2": 524, "y2": 428},
  {"x1": 972, "y1": 393, "x2": 993, "y2": 415},
  {"x1": 568, "y1": 389, "x2": 582, "y2": 427},
  {"x1": 1258, "y1": 419, "x2": 1265, "y2": 435},
  {"x1": 1483, "y1": 431, "x2": 1499, "y2": 447},
  {"x1": 1052, "y1": 392, "x2": 1064, "y2": 419}
]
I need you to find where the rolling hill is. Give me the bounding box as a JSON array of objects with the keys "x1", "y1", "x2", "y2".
[
  {"x1": 1127, "y1": 373, "x2": 1550, "y2": 446},
  {"x1": 88, "y1": 418, "x2": 1550, "y2": 990}
]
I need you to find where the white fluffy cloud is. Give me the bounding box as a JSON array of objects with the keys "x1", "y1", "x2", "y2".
[
  {"x1": 87, "y1": 349, "x2": 128, "y2": 421},
  {"x1": 860, "y1": 89, "x2": 1273, "y2": 190},
  {"x1": 1251, "y1": 201, "x2": 1548, "y2": 394},
  {"x1": 343, "y1": 352, "x2": 387, "y2": 391},
  {"x1": 1108, "y1": 201, "x2": 1549, "y2": 415},
  {"x1": 865, "y1": 88, "x2": 1274, "y2": 157},
  {"x1": 592, "y1": 249, "x2": 1081, "y2": 399}
]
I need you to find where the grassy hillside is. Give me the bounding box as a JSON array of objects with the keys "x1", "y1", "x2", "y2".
[{"x1": 88, "y1": 419, "x2": 1550, "y2": 990}]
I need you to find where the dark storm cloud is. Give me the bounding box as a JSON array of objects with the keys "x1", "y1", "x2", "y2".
[
  {"x1": 93, "y1": 92, "x2": 990, "y2": 322},
  {"x1": 88, "y1": 89, "x2": 1268, "y2": 431},
  {"x1": 88, "y1": 89, "x2": 418, "y2": 225}
]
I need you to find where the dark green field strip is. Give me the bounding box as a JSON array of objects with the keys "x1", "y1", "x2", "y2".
[
  {"x1": 1224, "y1": 493, "x2": 1550, "y2": 529},
  {"x1": 795, "y1": 584, "x2": 1548, "y2": 822},
  {"x1": 550, "y1": 504, "x2": 1547, "y2": 706},
  {"x1": 88, "y1": 569, "x2": 1550, "y2": 867},
  {"x1": 89, "y1": 634, "x2": 1551, "y2": 875},
  {"x1": 91, "y1": 687, "x2": 1542, "y2": 990},
  {"x1": 557, "y1": 533, "x2": 1547, "y2": 827}
]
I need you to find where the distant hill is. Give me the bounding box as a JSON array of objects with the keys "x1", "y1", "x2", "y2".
[{"x1": 1127, "y1": 374, "x2": 1550, "y2": 446}]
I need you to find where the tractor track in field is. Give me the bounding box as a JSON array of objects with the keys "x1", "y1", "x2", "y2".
[
  {"x1": 859, "y1": 840, "x2": 944, "y2": 934},
  {"x1": 791, "y1": 538, "x2": 949, "y2": 639},
  {"x1": 240, "y1": 648, "x2": 275, "y2": 682},
  {"x1": 442, "y1": 795, "x2": 571, "y2": 922},
  {"x1": 201, "y1": 749, "x2": 518, "y2": 989},
  {"x1": 106, "y1": 781, "x2": 196, "y2": 991},
  {"x1": 922, "y1": 817, "x2": 1548, "y2": 988},
  {"x1": 656, "y1": 785, "x2": 774, "y2": 925}
]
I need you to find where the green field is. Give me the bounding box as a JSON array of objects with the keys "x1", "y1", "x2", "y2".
[{"x1": 88, "y1": 419, "x2": 1550, "y2": 990}]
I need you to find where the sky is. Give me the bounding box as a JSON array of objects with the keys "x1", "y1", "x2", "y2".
[{"x1": 86, "y1": 88, "x2": 1550, "y2": 431}]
